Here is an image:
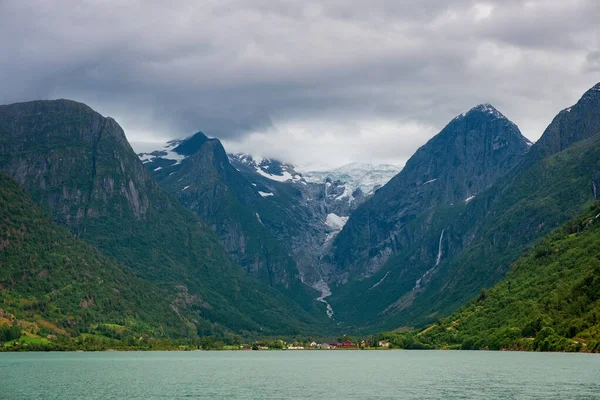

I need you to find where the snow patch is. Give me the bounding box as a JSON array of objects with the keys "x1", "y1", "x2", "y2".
[
  {"x1": 464, "y1": 195, "x2": 475, "y2": 203},
  {"x1": 454, "y1": 103, "x2": 506, "y2": 121},
  {"x1": 153, "y1": 166, "x2": 163, "y2": 172},
  {"x1": 258, "y1": 191, "x2": 274, "y2": 197},
  {"x1": 325, "y1": 213, "x2": 349, "y2": 230},
  {"x1": 137, "y1": 140, "x2": 189, "y2": 165},
  {"x1": 182, "y1": 186, "x2": 190, "y2": 191},
  {"x1": 423, "y1": 178, "x2": 437, "y2": 185},
  {"x1": 369, "y1": 271, "x2": 390, "y2": 290},
  {"x1": 255, "y1": 167, "x2": 293, "y2": 182}
]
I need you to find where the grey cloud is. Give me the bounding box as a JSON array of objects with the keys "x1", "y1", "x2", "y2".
[
  {"x1": 0, "y1": 0, "x2": 599, "y2": 165},
  {"x1": 587, "y1": 51, "x2": 600, "y2": 71}
]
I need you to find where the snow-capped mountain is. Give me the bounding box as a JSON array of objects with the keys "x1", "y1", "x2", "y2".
[
  {"x1": 228, "y1": 153, "x2": 401, "y2": 201},
  {"x1": 138, "y1": 143, "x2": 403, "y2": 316},
  {"x1": 228, "y1": 153, "x2": 303, "y2": 183},
  {"x1": 298, "y1": 162, "x2": 402, "y2": 198}
]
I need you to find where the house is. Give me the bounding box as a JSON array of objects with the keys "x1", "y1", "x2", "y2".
[
  {"x1": 309, "y1": 341, "x2": 318, "y2": 348},
  {"x1": 316, "y1": 343, "x2": 333, "y2": 349},
  {"x1": 378, "y1": 340, "x2": 391, "y2": 348},
  {"x1": 287, "y1": 345, "x2": 305, "y2": 350},
  {"x1": 331, "y1": 340, "x2": 357, "y2": 349}
]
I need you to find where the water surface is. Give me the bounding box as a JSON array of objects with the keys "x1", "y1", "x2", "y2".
[{"x1": 2, "y1": 350, "x2": 599, "y2": 399}]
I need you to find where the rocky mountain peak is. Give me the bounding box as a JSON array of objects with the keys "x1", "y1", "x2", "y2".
[
  {"x1": 452, "y1": 103, "x2": 511, "y2": 124},
  {"x1": 578, "y1": 81, "x2": 600, "y2": 102},
  {"x1": 331, "y1": 104, "x2": 531, "y2": 278},
  {"x1": 531, "y1": 82, "x2": 600, "y2": 159},
  {"x1": 172, "y1": 131, "x2": 209, "y2": 156}
]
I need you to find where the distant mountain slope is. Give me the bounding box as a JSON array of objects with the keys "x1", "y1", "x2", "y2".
[
  {"x1": 0, "y1": 173, "x2": 188, "y2": 338},
  {"x1": 332, "y1": 104, "x2": 531, "y2": 279},
  {"x1": 409, "y1": 83, "x2": 600, "y2": 325},
  {"x1": 411, "y1": 203, "x2": 600, "y2": 352},
  {"x1": 0, "y1": 100, "x2": 321, "y2": 336},
  {"x1": 329, "y1": 83, "x2": 600, "y2": 332},
  {"x1": 139, "y1": 132, "x2": 326, "y2": 318}
]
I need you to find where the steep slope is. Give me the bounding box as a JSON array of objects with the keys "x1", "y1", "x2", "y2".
[
  {"x1": 139, "y1": 132, "x2": 325, "y2": 316},
  {"x1": 0, "y1": 100, "x2": 321, "y2": 336},
  {"x1": 408, "y1": 203, "x2": 600, "y2": 352},
  {"x1": 410, "y1": 82, "x2": 600, "y2": 323},
  {"x1": 0, "y1": 173, "x2": 188, "y2": 338},
  {"x1": 332, "y1": 104, "x2": 531, "y2": 280},
  {"x1": 331, "y1": 82, "x2": 600, "y2": 332}
]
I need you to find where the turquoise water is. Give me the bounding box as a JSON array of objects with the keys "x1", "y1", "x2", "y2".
[{"x1": 1, "y1": 351, "x2": 599, "y2": 399}]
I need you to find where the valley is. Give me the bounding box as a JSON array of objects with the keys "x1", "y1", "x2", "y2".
[{"x1": 2, "y1": 83, "x2": 600, "y2": 352}]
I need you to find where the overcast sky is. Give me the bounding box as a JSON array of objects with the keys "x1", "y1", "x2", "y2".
[{"x1": 1, "y1": 0, "x2": 599, "y2": 167}]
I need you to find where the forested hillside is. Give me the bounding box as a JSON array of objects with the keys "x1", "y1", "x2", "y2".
[
  {"x1": 381, "y1": 203, "x2": 600, "y2": 352},
  {"x1": 0, "y1": 173, "x2": 189, "y2": 339}
]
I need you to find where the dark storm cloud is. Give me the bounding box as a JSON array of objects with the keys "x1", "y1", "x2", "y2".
[{"x1": 0, "y1": 0, "x2": 599, "y2": 165}]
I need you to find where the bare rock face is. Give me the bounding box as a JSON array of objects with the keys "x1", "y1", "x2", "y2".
[{"x1": 0, "y1": 100, "x2": 154, "y2": 233}]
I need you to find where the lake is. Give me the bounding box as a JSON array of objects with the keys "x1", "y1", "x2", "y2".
[{"x1": 1, "y1": 350, "x2": 599, "y2": 399}]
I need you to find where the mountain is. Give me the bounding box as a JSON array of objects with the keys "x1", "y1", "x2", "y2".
[
  {"x1": 139, "y1": 140, "x2": 400, "y2": 320},
  {"x1": 329, "y1": 83, "x2": 600, "y2": 332},
  {"x1": 410, "y1": 82, "x2": 600, "y2": 323},
  {"x1": 0, "y1": 172, "x2": 188, "y2": 339},
  {"x1": 0, "y1": 99, "x2": 321, "y2": 336},
  {"x1": 402, "y1": 203, "x2": 600, "y2": 352},
  {"x1": 138, "y1": 132, "x2": 325, "y2": 317},
  {"x1": 230, "y1": 155, "x2": 401, "y2": 215},
  {"x1": 331, "y1": 104, "x2": 531, "y2": 280},
  {"x1": 299, "y1": 162, "x2": 402, "y2": 197}
]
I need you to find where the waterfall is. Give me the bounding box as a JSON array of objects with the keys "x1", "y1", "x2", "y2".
[
  {"x1": 435, "y1": 229, "x2": 445, "y2": 266},
  {"x1": 413, "y1": 229, "x2": 445, "y2": 291}
]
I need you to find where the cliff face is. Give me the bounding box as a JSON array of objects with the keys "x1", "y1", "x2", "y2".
[
  {"x1": 0, "y1": 100, "x2": 155, "y2": 230},
  {"x1": 0, "y1": 100, "x2": 324, "y2": 336},
  {"x1": 332, "y1": 104, "x2": 531, "y2": 280}
]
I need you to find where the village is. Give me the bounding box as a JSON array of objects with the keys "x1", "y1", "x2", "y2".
[{"x1": 241, "y1": 338, "x2": 392, "y2": 350}]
